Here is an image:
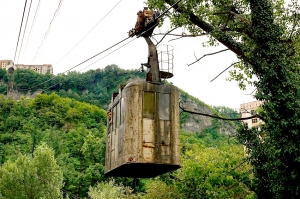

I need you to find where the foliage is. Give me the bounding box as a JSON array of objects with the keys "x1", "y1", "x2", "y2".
[
  {"x1": 143, "y1": 131, "x2": 253, "y2": 199},
  {"x1": 179, "y1": 89, "x2": 236, "y2": 129},
  {"x1": 213, "y1": 105, "x2": 241, "y2": 126},
  {"x1": 88, "y1": 180, "x2": 137, "y2": 199},
  {"x1": 147, "y1": 0, "x2": 300, "y2": 197},
  {"x1": 213, "y1": 106, "x2": 240, "y2": 119},
  {"x1": 0, "y1": 143, "x2": 63, "y2": 199},
  {"x1": 0, "y1": 93, "x2": 147, "y2": 197},
  {"x1": 142, "y1": 180, "x2": 182, "y2": 199},
  {"x1": 0, "y1": 69, "x2": 8, "y2": 83},
  {"x1": 2, "y1": 65, "x2": 144, "y2": 108},
  {"x1": 0, "y1": 93, "x2": 107, "y2": 197},
  {"x1": 0, "y1": 64, "x2": 247, "y2": 197}
]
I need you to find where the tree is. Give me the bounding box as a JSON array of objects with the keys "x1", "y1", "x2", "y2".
[
  {"x1": 0, "y1": 94, "x2": 108, "y2": 197},
  {"x1": 0, "y1": 143, "x2": 63, "y2": 199},
  {"x1": 143, "y1": 133, "x2": 253, "y2": 199},
  {"x1": 88, "y1": 180, "x2": 136, "y2": 199},
  {"x1": 147, "y1": 0, "x2": 300, "y2": 198}
]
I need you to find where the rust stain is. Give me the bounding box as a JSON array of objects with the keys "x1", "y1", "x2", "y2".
[
  {"x1": 143, "y1": 143, "x2": 155, "y2": 148},
  {"x1": 128, "y1": 157, "x2": 134, "y2": 162}
]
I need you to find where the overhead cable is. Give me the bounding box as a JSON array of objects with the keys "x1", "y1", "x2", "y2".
[
  {"x1": 55, "y1": 0, "x2": 123, "y2": 66},
  {"x1": 179, "y1": 101, "x2": 264, "y2": 121},
  {"x1": 21, "y1": 36, "x2": 131, "y2": 91},
  {"x1": 41, "y1": 37, "x2": 137, "y2": 92},
  {"x1": 13, "y1": 0, "x2": 28, "y2": 63},
  {"x1": 20, "y1": 0, "x2": 182, "y2": 91},
  {"x1": 31, "y1": 0, "x2": 64, "y2": 64},
  {"x1": 17, "y1": 0, "x2": 33, "y2": 64},
  {"x1": 22, "y1": 0, "x2": 42, "y2": 60}
]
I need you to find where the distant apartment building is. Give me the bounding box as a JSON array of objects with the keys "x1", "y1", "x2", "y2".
[
  {"x1": 15, "y1": 64, "x2": 53, "y2": 74},
  {"x1": 240, "y1": 101, "x2": 264, "y2": 128},
  {"x1": 0, "y1": 60, "x2": 53, "y2": 74},
  {"x1": 0, "y1": 60, "x2": 14, "y2": 70}
]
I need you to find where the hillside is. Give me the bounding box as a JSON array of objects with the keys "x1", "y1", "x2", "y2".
[
  {"x1": 0, "y1": 65, "x2": 144, "y2": 108},
  {"x1": 0, "y1": 65, "x2": 239, "y2": 135},
  {"x1": 0, "y1": 93, "x2": 108, "y2": 195},
  {"x1": 0, "y1": 93, "x2": 252, "y2": 198}
]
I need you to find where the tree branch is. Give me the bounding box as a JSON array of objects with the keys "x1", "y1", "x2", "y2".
[
  {"x1": 229, "y1": 11, "x2": 250, "y2": 25},
  {"x1": 168, "y1": 33, "x2": 206, "y2": 42},
  {"x1": 152, "y1": 33, "x2": 206, "y2": 42},
  {"x1": 213, "y1": 10, "x2": 250, "y2": 25},
  {"x1": 187, "y1": 49, "x2": 229, "y2": 66},
  {"x1": 221, "y1": 27, "x2": 253, "y2": 39},
  {"x1": 155, "y1": 27, "x2": 178, "y2": 46},
  {"x1": 210, "y1": 62, "x2": 240, "y2": 82},
  {"x1": 213, "y1": 12, "x2": 229, "y2": 15},
  {"x1": 245, "y1": 88, "x2": 257, "y2": 95},
  {"x1": 153, "y1": 33, "x2": 205, "y2": 37},
  {"x1": 165, "y1": 0, "x2": 246, "y2": 58}
]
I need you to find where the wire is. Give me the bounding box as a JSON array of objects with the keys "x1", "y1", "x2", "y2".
[
  {"x1": 21, "y1": 36, "x2": 131, "y2": 91},
  {"x1": 210, "y1": 62, "x2": 240, "y2": 82},
  {"x1": 19, "y1": 0, "x2": 182, "y2": 91},
  {"x1": 16, "y1": 0, "x2": 33, "y2": 64},
  {"x1": 55, "y1": 0, "x2": 123, "y2": 67},
  {"x1": 79, "y1": 38, "x2": 137, "y2": 72},
  {"x1": 41, "y1": 37, "x2": 137, "y2": 92},
  {"x1": 31, "y1": 0, "x2": 64, "y2": 64},
  {"x1": 22, "y1": 0, "x2": 42, "y2": 61},
  {"x1": 13, "y1": 0, "x2": 28, "y2": 63},
  {"x1": 179, "y1": 101, "x2": 264, "y2": 121}
]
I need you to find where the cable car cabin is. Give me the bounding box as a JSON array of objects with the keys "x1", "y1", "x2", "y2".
[{"x1": 105, "y1": 80, "x2": 181, "y2": 178}]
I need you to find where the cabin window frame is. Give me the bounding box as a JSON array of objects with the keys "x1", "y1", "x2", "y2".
[
  {"x1": 120, "y1": 97, "x2": 124, "y2": 125},
  {"x1": 159, "y1": 93, "x2": 170, "y2": 120},
  {"x1": 143, "y1": 91, "x2": 156, "y2": 119},
  {"x1": 113, "y1": 105, "x2": 117, "y2": 130}
]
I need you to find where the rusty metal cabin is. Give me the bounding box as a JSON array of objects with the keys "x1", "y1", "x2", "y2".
[{"x1": 105, "y1": 80, "x2": 181, "y2": 178}]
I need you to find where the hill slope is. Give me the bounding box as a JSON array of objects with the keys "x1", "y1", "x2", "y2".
[
  {"x1": 0, "y1": 93, "x2": 251, "y2": 198},
  {"x1": 0, "y1": 65, "x2": 239, "y2": 135}
]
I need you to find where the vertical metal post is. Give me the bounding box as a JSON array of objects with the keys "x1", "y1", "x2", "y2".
[{"x1": 144, "y1": 37, "x2": 161, "y2": 84}]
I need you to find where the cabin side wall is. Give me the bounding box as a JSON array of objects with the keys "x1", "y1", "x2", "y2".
[{"x1": 123, "y1": 84, "x2": 142, "y2": 163}]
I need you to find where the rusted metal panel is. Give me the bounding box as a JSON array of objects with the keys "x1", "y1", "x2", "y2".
[
  {"x1": 105, "y1": 133, "x2": 111, "y2": 170},
  {"x1": 143, "y1": 118, "x2": 155, "y2": 162},
  {"x1": 143, "y1": 118, "x2": 155, "y2": 143},
  {"x1": 114, "y1": 128, "x2": 119, "y2": 168},
  {"x1": 143, "y1": 145, "x2": 155, "y2": 162}
]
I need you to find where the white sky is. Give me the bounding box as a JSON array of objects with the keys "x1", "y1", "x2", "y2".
[{"x1": 0, "y1": 0, "x2": 256, "y2": 109}]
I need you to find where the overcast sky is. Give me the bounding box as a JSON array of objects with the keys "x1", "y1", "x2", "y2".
[{"x1": 0, "y1": 0, "x2": 256, "y2": 109}]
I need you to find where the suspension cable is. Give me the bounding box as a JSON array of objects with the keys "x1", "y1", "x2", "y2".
[
  {"x1": 18, "y1": 0, "x2": 183, "y2": 91},
  {"x1": 13, "y1": 0, "x2": 28, "y2": 63}
]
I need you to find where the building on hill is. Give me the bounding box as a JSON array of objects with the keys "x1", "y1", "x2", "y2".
[
  {"x1": 0, "y1": 60, "x2": 53, "y2": 74},
  {"x1": 15, "y1": 64, "x2": 53, "y2": 74},
  {"x1": 0, "y1": 60, "x2": 14, "y2": 70},
  {"x1": 240, "y1": 101, "x2": 264, "y2": 128}
]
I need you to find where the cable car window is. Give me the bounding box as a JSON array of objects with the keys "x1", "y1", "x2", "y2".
[
  {"x1": 143, "y1": 91, "x2": 155, "y2": 119},
  {"x1": 107, "y1": 110, "x2": 113, "y2": 134},
  {"x1": 113, "y1": 106, "x2": 117, "y2": 130},
  {"x1": 117, "y1": 102, "x2": 120, "y2": 126},
  {"x1": 159, "y1": 93, "x2": 170, "y2": 120},
  {"x1": 120, "y1": 98, "x2": 124, "y2": 124}
]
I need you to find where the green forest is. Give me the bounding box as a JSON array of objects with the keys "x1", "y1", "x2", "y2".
[
  {"x1": 0, "y1": 66, "x2": 251, "y2": 198},
  {"x1": 1, "y1": 0, "x2": 299, "y2": 197},
  {"x1": 0, "y1": 65, "x2": 144, "y2": 108}
]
